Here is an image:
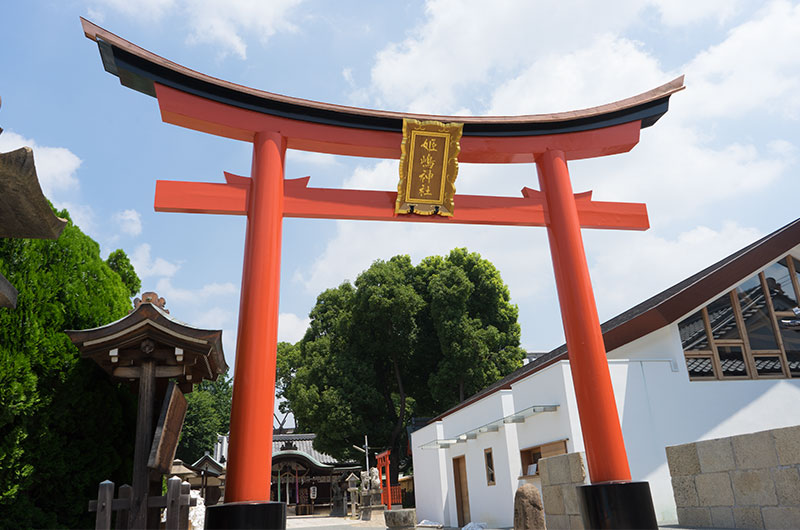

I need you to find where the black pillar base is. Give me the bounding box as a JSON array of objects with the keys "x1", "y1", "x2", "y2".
[
  {"x1": 205, "y1": 501, "x2": 286, "y2": 530},
  {"x1": 578, "y1": 481, "x2": 657, "y2": 529}
]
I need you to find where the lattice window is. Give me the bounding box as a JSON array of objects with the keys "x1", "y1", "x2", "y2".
[{"x1": 679, "y1": 255, "x2": 800, "y2": 381}]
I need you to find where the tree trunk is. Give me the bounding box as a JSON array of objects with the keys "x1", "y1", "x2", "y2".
[{"x1": 388, "y1": 355, "x2": 406, "y2": 484}]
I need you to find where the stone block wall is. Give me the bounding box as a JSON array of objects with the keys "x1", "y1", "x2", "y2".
[
  {"x1": 666, "y1": 425, "x2": 800, "y2": 529},
  {"x1": 539, "y1": 452, "x2": 588, "y2": 530}
]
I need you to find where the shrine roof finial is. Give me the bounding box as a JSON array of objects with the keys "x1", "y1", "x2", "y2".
[{"x1": 133, "y1": 291, "x2": 169, "y2": 313}]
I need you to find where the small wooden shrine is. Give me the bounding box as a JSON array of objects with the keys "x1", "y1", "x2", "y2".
[{"x1": 67, "y1": 292, "x2": 227, "y2": 529}]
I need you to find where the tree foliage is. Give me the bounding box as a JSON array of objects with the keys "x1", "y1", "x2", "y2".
[
  {"x1": 0, "y1": 209, "x2": 139, "y2": 529},
  {"x1": 176, "y1": 373, "x2": 232, "y2": 465},
  {"x1": 106, "y1": 248, "x2": 142, "y2": 297},
  {"x1": 280, "y1": 248, "x2": 524, "y2": 479}
]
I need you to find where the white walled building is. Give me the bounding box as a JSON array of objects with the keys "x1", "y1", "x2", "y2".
[{"x1": 412, "y1": 218, "x2": 800, "y2": 528}]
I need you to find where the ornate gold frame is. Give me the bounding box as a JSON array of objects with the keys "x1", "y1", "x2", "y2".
[{"x1": 395, "y1": 119, "x2": 463, "y2": 216}]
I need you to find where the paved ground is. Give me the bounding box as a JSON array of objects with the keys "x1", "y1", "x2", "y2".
[
  {"x1": 286, "y1": 513, "x2": 388, "y2": 529},
  {"x1": 284, "y1": 513, "x2": 471, "y2": 529},
  {"x1": 285, "y1": 515, "x2": 728, "y2": 530}
]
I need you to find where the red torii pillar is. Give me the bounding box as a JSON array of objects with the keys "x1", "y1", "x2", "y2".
[
  {"x1": 375, "y1": 450, "x2": 392, "y2": 510},
  {"x1": 226, "y1": 131, "x2": 286, "y2": 503},
  {"x1": 81, "y1": 26, "x2": 689, "y2": 530}
]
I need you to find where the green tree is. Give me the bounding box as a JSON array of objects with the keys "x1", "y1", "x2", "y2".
[
  {"x1": 424, "y1": 248, "x2": 524, "y2": 404},
  {"x1": 176, "y1": 372, "x2": 232, "y2": 464},
  {"x1": 0, "y1": 209, "x2": 139, "y2": 529},
  {"x1": 106, "y1": 248, "x2": 142, "y2": 297},
  {"x1": 276, "y1": 341, "x2": 300, "y2": 415},
  {"x1": 280, "y1": 249, "x2": 524, "y2": 480}
]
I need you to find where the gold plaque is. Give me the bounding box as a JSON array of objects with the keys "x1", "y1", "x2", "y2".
[{"x1": 396, "y1": 119, "x2": 463, "y2": 216}]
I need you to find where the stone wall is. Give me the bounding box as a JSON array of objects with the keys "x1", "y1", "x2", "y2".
[
  {"x1": 666, "y1": 425, "x2": 800, "y2": 529},
  {"x1": 539, "y1": 452, "x2": 588, "y2": 529}
]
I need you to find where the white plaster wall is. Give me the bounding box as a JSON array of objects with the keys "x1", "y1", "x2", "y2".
[
  {"x1": 628, "y1": 349, "x2": 800, "y2": 522},
  {"x1": 435, "y1": 391, "x2": 520, "y2": 528},
  {"x1": 439, "y1": 391, "x2": 507, "y2": 439},
  {"x1": 607, "y1": 323, "x2": 682, "y2": 365},
  {"x1": 603, "y1": 332, "x2": 800, "y2": 524},
  {"x1": 411, "y1": 421, "x2": 448, "y2": 525},
  {"x1": 455, "y1": 391, "x2": 520, "y2": 527},
  {"x1": 512, "y1": 362, "x2": 577, "y2": 455},
  {"x1": 614, "y1": 359, "x2": 680, "y2": 523},
  {"x1": 451, "y1": 427, "x2": 509, "y2": 527},
  {"x1": 412, "y1": 311, "x2": 800, "y2": 526},
  {"x1": 443, "y1": 438, "x2": 464, "y2": 527}
]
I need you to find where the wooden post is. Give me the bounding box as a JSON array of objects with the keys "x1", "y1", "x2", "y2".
[
  {"x1": 179, "y1": 481, "x2": 191, "y2": 530},
  {"x1": 165, "y1": 476, "x2": 182, "y2": 530},
  {"x1": 115, "y1": 484, "x2": 132, "y2": 530},
  {"x1": 95, "y1": 480, "x2": 114, "y2": 530},
  {"x1": 130, "y1": 358, "x2": 157, "y2": 529}
]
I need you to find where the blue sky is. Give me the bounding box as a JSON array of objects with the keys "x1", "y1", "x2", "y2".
[{"x1": 2, "y1": 2, "x2": 799, "y2": 399}]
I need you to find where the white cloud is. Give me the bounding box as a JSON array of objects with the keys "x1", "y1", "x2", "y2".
[
  {"x1": 479, "y1": 32, "x2": 792, "y2": 222},
  {"x1": 154, "y1": 277, "x2": 237, "y2": 303},
  {"x1": 130, "y1": 243, "x2": 181, "y2": 278},
  {"x1": 648, "y1": 0, "x2": 745, "y2": 26},
  {"x1": 296, "y1": 216, "x2": 552, "y2": 301},
  {"x1": 365, "y1": 0, "x2": 800, "y2": 122},
  {"x1": 682, "y1": 0, "x2": 800, "y2": 120},
  {"x1": 55, "y1": 201, "x2": 95, "y2": 235},
  {"x1": 113, "y1": 209, "x2": 143, "y2": 237},
  {"x1": 184, "y1": 0, "x2": 303, "y2": 59},
  {"x1": 0, "y1": 130, "x2": 81, "y2": 198},
  {"x1": 342, "y1": 68, "x2": 355, "y2": 86},
  {"x1": 286, "y1": 150, "x2": 341, "y2": 168},
  {"x1": 88, "y1": 0, "x2": 304, "y2": 59},
  {"x1": 182, "y1": 306, "x2": 237, "y2": 366},
  {"x1": 278, "y1": 313, "x2": 310, "y2": 343},
  {"x1": 367, "y1": 0, "x2": 645, "y2": 113},
  {"x1": 85, "y1": 7, "x2": 105, "y2": 23},
  {"x1": 194, "y1": 306, "x2": 234, "y2": 329},
  {"x1": 588, "y1": 222, "x2": 765, "y2": 318},
  {"x1": 486, "y1": 34, "x2": 667, "y2": 115},
  {"x1": 342, "y1": 159, "x2": 397, "y2": 190},
  {"x1": 588, "y1": 117, "x2": 790, "y2": 223},
  {"x1": 89, "y1": 0, "x2": 175, "y2": 21}
]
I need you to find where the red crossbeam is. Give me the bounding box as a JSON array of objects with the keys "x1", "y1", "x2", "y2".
[{"x1": 154, "y1": 176, "x2": 648, "y2": 230}]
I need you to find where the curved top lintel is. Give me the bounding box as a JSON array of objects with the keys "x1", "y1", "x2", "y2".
[{"x1": 81, "y1": 17, "x2": 684, "y2": 161}]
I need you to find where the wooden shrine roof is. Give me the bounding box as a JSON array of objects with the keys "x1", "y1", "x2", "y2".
[
  {"x1": 1, "y1": 98, "x2": 68, "y2": 308},
  {"x1": 81, "y1": 18, "x2": 684, "y2": 140},
  {"x1": 0, "y1": 147, "x2": 66, "y2": 240},
  {"x1": 66, "y1": 292, "x2": 227, "y2": 384},
  {"x1": 272, "y1": 434, "x2": 360, "y2": 473}
]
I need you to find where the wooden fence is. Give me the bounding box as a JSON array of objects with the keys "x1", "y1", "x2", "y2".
[
  {"x1": 390, "y1": 485, "x2": 402, "y2": 505},
  {"x1": 89, "y1": 476, "x2": 196, "y2": 530}
]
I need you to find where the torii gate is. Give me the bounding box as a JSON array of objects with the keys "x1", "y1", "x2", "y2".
[{"x1": 83, "y1": 18, "x2": 683, "y2": 528}]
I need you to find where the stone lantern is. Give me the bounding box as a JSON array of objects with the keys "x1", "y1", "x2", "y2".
[{"x1": 346, "y1": 472, "x2": 360, "y2": 518}]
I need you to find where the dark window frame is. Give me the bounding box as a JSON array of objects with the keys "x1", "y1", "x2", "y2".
[
  {"x1": 680, "y1": 255, "x2": 800, "y2": 381},
  {"x1": 484, "y1": 448, "x2": 495, "y2": 486}
]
